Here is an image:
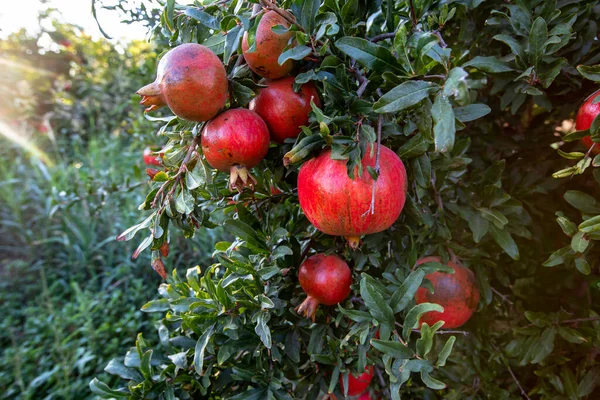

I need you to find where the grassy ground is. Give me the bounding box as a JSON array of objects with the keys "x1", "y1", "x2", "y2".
[{"x1": 0, "y1": 133, "x2": 221, "y2": 399}]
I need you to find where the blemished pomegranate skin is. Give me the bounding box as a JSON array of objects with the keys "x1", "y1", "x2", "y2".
[
  {"x1": 340, "y1": 366, "x2": 374, "y2": 396},
  {"x1": 201, "y1": 108, "x2": 270, "y2": 191},
  {"x1": 296, "y1": 254, "x2": 351, "y2": 321},
  {"x1": 576, "y1": 89, "x2": 600, "y2": 155},
  {"x1": 297, "y1": 145, "x2": 407, "y2": 248},
  {"x1": 250, "y1": 77, "x2": 321, "y2": 143},
  {"x1": 414, "y1": 256, "x2": 480, "y2": 329},
  {"x1": 137, "y1": 43, "x2": 228, "y2": 122},
  {"x1": 242, "y1": 11, "x2": 294, "y2": 79}
]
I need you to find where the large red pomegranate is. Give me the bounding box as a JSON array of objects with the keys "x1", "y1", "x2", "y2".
[
  {"x1": 414, "y1": 256, "x2": 480, "y2": 329},
  {"x1": 241, "y1": 11, "x2": 294, "y2": 79},
  {"x1": 358, "y1": 392, "x2": 372, "y2": 400},
  {"x1": 576, "y1": 89, "x2": 600, "y2": 155},
  {"x1": 340, "y1": 366, "x2": 374, "y2": 396},
  {"x1": 297, "y1": 145, "x2": 407, "y2": 248},
  {"x1": 201, "y1": 108, "x2": 270, "y2": 191},
  {"x1": 137, "y1": 43, "x2": 228, "y2": 122},
  {"x1": 143, "y1": 147, "x2": 162, "y2": 166},
  {"x1": 249, "y1": 77, "x2": 321, "y2": 143},
  {"x1": 296, "y1": 254, "x2": 351, "y2": 321}
]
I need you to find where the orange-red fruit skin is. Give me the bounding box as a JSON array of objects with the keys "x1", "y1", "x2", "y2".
[
  {"x1": 137, "y1": 43, "x2": 227, "y2": 122},
  {"x1": 143, "y1": 147, "x2": 161, "y2": 166},
  {"x1": 201, "y1": 108, "x2": 270, "y2": 172},
  {"x1": 414, "y1": 256, "x2": 480, "y2": 329},
  {"x1": 250, "y1": 77, "x2": 321, "y2": 143},
  {"x1": 340, "y1": 366, "x2": 374, "y2": 396},
  {"x1": 298, "y1": 254, "x2": 351, "y2": 306},
  {"x1": 297, "y1": 146, "x2": 407, "y2": 239},
  {"x1": 576, "y1": 89, "x2": 600, "y2": 155},
  {"x1": 242, "y1": 11, "x2": 294, "y2": 79}
]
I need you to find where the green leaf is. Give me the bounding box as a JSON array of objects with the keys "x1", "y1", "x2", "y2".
[
  {"x1": 278, "y1": 45, "x2": 312, "y2": 65},
  {"x1": 185, "y1": 7, "x2": 220, "y2": 30},
  {"x1": 564, "y1": 190, "x2": 600, "y2": 213},
  {"x1": 374, "y1": 81, "x2": 439, "y2": 113},
  {"x1": 490, "y1": 225, "x2": 519, "y2": 260},
  {"x1": 463, "y1": 56, "x2": 514, "y2": 73},
  {"x1": 89, "y1": 378, "x2": 129, "y2": 398},
  {"x1": 104, "y1": 359, "x2": 143, "y2": 382},
  {"x1": 403, "y1": 303, "x2": 444, "y2": 340},
  {"x1": 194, "y1": 325, "x2": 215, "y2": 375},
  {"x1": 390, "y1": 269, "x2": 426, "y2": 313},
  {"x1": 453, "y1": 104, "x2": 491, "y2": 122},
  {"x1": 577, "y1": 65, "x2": 600, "y2": 82},
  {"x1": 271, "y1": 245, "x2": 293, "y2": 260},
  {"x1": 335, "y1": 37, "x2": 404, "y2": 74},
  {"x1": 116, "y1": 212, "x2": 156, "y2": 242},
  {"x1": 291, "y1": 0, "x2": 320, "y2": 34},
  {"x1": 175, "y1": 190, "x2": 194, "y2": 215},
  {"x1": 397, "y1": 134, "x2": 430, "y2": 159},
  {"x1": 493, "y1": 34, "x2": 524, "y2": 61},
  {"x1": 531, "y1": 327, "x2": 555, "y2": 364},
  {"x1": 436, "y1": 336, "x2": 456, "y2": 367},
  {"x1": 557, "y1": 215, "x2": 578, "y2": 236},
  {"x1": 370, "y1": 339, "x2": 414, "y2": 359},
  {"x1": 360, "y1": 274, "x2": 395, "y2": 327},
  {"x1": 575, "y1": 257, "x2": 591, "y2": 275},
  {"x1": 141, "y1": 299, "x2": 170, "y2": 313},
  {"x1": 571, "y1": 231, "x2": 589, "y2": 253},
  {"x1": 224, "y1": 25, "x2": 244, "y2": 65},
  {"x1": 255, "y1": 312, "x2": 272, "y2": 349},
  {"x1": 558, "y1": 326, "x2": 586, "y2": 344},
  {"x1": 416, "y1": 323, "x2": 434, "y2": 357},
  {"x1": 432, "y1": 94, "x2": 456, "y2": 153},
  {"x1": 578, "y1": 367, "x2": 600, "y2": 397},
  {"x1": 421, "y1": 370, "x2": 446, "y2": 389},
  {"x1": 338, "y1": 306, "x2": 373, "y2": 323},
  {"x1": 529, "y1": 17, "x2": 548, "y2": 68},
  {"x1": 139, "y1": 350, "x2": 153, "y2": 380},
  {"x1": 542, "y1": 246, "x2": 572, "y2": 267},
  {"x1": 469, "y1": 212, "x2": 490, "y2": 243},
  {"x1": 478, "y1": 208, "x2": 508, "y2": 229}
]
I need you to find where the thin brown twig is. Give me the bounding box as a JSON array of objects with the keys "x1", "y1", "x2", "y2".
[
  {"x1": 492, "y1": 287, "x2": 514, "y2": 305},
  {"x1": 433, "y1": 30, "x2": 447, "y2": 48},
  {"x1": 259, "y1": 0, "x2": 305, "y2": 32},
  {"x1": 506, "y1": 361, "x2": 531, "y2": 400},
  {"x1": 410, "y1": 74, "x2": 446, "y2": 80},
  {"x1": 408, "y1": 0, "x2": 418, "y2": 29},
  {"x1": 395, "y1": 322, "x2": 469, "y2": 336},
  {"x1": 370, "y1": 32, "x2": 395, "y2": 42},
  {"x1": 561, "y1": 316, "x2": 600, "y2": 324}
]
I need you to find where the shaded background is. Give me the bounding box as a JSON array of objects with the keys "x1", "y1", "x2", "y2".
[{"x1": 0, "y1": 1, "x2": 220, "y2": 398}]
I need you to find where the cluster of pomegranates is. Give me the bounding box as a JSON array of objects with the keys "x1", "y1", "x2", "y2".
[{"x1": 137, "y1": 9, "x2": 482, "y2": 397}]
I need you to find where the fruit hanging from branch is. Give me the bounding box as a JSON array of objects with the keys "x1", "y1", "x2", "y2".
[
  {"x1": 340, "y1": 365, "x2": 374, "y2": 396},
  {"x1": 250, "y1": 76, "x2": 321, "y2": 143},
  {"x1": 242, "y1": 10, "x2": 295, "y2": 79},
  {"x1": 576, "y1": 89, "x2": 600, "y2": 155},
  {"x1": 201, "y1": 108, "x2": 270, "y2": 192},
  {"x1": 296, "y1": 253, "x2": 351, "y2": 321},
  {"x1": 297, "y1": 145, "x2": 407, "y2": 248},
  {"x1": 414, "y1": 256, "x2": 480, "y2": 329},
  {"x1": 136, "y1": 43, "x2": 228, "y2": 122}
]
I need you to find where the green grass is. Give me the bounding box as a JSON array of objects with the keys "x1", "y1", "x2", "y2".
[{"x1": 0, "y1": 133, "x2": 221, "y2": 399}]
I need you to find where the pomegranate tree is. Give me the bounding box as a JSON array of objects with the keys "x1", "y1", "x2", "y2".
[
  {"x1": 340, "y1": 366, "x2": 374, "y2": 396},
  {"x1": 414, "y1": 257, "x2": 480, "y2": 329},
  {"x1": 297, "y1": 145, "x2": 407, "y2": 248},
  {"x1": 296, "y1": 253, "x2": 351, "y2": 321},
  {"x1": 201, "y1": 108, "x2": 270, "y2": 191},
  {"x1": 137, "y1": 43, "x2": 228, "y2": 122},
  {"x1": 576, "y1": 89, "x2": 600, "y2": 155},
  {"x1": 250, "y1": 76, "x2": 321, "y2": 143},
  {"x1": 241, "y1": 11, "x2": 294, "y2": 79}
]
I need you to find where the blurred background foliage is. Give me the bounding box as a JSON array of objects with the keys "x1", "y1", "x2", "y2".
[{"x1": 0, "y1": 7, "x2": 221, "y2": 399}]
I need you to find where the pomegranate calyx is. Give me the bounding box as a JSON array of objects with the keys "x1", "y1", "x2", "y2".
[
  {"x1": 229, "y1": 165, "x2": 257, "y2": 192},
  {"x1": 137, "y1": 82, "x2": 166, "y2": 113},
  {"x1": 295, "y1": 295, "x2": 320, "y2": 322},
  {"x1": 345, "y1": 236, "x2": 361, "y2": 250}
]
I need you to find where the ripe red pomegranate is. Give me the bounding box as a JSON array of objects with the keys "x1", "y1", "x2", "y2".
[
  {"x1": 137, "y1": 43, "x2": 228, "y2": 122},
  {"x1": 242, "y1": 11, "x2": 294, "y2": 79},
  {"x1": 143, "y1": 147, "x2": 162, "y2": 166},
  {"x1": 201, "y1": 108, "x2": 270, "y2": 191},
  {"x1": 296, "y1": 254, "x2": 351, "y2": 321},
  {"x1": 414, "y1": 256, "x2": 480, "y2": 329},
  {"x1": 298, "y1": 145, "x2": 407, "y2": 248},
  {"x1": 249, "y1": 77, "x2": 321, "y2": 143},
  {"x1": 340, "y1": 366, "x2": 374, "y2": 396},
  {"x1": 358, "y1": 392, "x2": 372, "y2": 400},
  {"x1": 576, "y1": 89, "x2": 600, "y2": 155}
]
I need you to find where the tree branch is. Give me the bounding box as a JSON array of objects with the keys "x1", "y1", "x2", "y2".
[
  {"x1": 370, "y1": 32, "x2": 395, "y2": 42},
  {"x1": 492, "y1": 287, "x2": 514, "y2": 305},
  {"x1": 408, "y1": 0, "x2": 418, "y2": 29},
  {"x1": 433, "y1": 30, "x2": 447, "y2": 48}
]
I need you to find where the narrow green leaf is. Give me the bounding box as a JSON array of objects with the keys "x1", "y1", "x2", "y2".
[
  {"x1": 577, "y1": 367, "x2": 600, "y2": 397},
  {"x1": 436, "y1": 336, "x2": 456, "y2": 367},
  {"x1": 390, "y1": 269, "x2": 426, "y2": 313},
  {"x1": 194, "y1": 325, "x2": 215, "y2": 375},
  {"x1": 278, "y1": 45, "x2": 312, "y2": 65},
  {"x1": 374, "y1": 81, "x2": 439, "y2": 113},
  {"x1": 89, "y1": 378, "x2": 129, "y2": 398},
  {"x1": 454, "y1": 104, "x2": 491, "y2": 122},
  {"x1": 577, "y1": 65, "x2": 600, "y2": 82},
  {"x1": 531, "y1": 327, "x2": 555, "y2": 364},
  {"x1": 421, "y1": 370, "x2": 446, "y2": 389},
  {"x1": 370, "y1": 339, "x2": 414, "y2": 359},
  {"x1": 571, "y1": 231, "x2": 589, "y2": 253},
  {"x1": 185, "y1": 7, "x2": 220, "y2": 30},
  {"x1": 403, "y1": 303, "x2": 444, "y2": 340},
  {"x1": 432, "y1": 94, "x2": 456, "y2": 153},
  {"x1": 490, "y1": 225, "x2": 519, "y2": 260},
  {"x1": 529, "y1": 17, "x2": 548, "y2": 68},
  {"x1": 335, "y1": 37, "x2": 404, "y2": 73},
  {"x1": 463, "y1": 56, "x2": 514, "y2": 73}
]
